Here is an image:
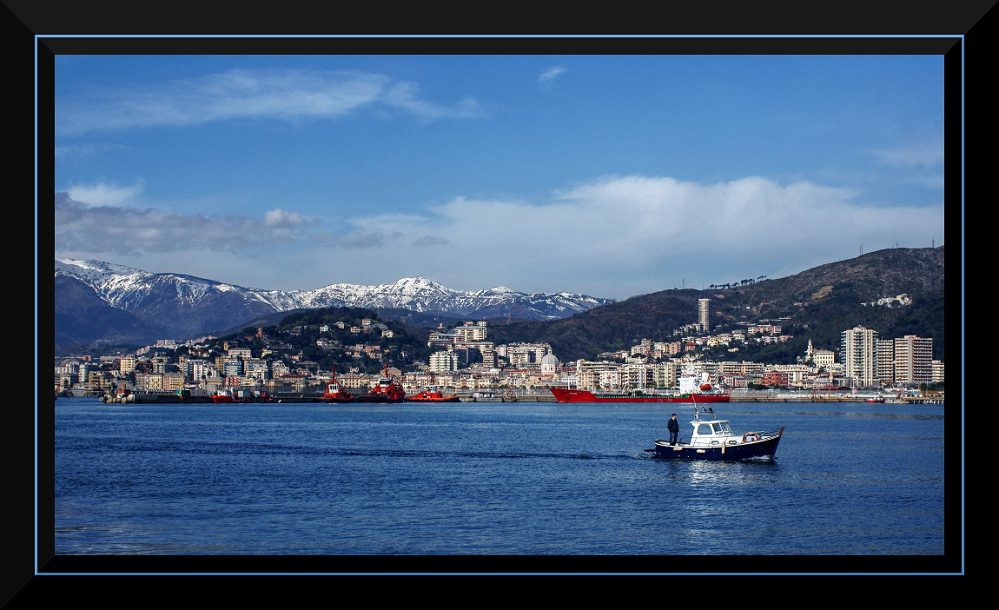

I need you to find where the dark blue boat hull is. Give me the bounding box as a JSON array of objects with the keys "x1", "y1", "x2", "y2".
[{"x1": 654, "y1": 434, "x2": 782, "y2": 461}]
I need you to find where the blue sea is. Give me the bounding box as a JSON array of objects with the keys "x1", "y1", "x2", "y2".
[{"x1": 50, "y1": 397, "x2": 956, "y2": 573}]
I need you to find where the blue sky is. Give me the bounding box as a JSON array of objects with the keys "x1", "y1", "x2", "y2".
[{"x1": 53, "y1": 52, "x2": 945, "y2": 300}]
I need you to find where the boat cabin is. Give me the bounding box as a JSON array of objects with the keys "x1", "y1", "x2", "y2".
[{"x1": 686, "y1": 419, "x2": 745, "y2": 447}]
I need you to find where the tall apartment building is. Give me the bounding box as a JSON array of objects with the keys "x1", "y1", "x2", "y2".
[
  {"x1": 873, "y1": 334, "x2": 935, "y2": 386},
  {"x1": 698, "y1": 298, "x2": 710, "y2": 331},
  {"x1": 840, "y1": 326, "x2": 880, "y2": 387},
  {"x1": 429, "y1": 351, "x2": 458, "y2": 374},
  {"x1": 893, "y1": 335, "x2": 934, "y2": 385}
]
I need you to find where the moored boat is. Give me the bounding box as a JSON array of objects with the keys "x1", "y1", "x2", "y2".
[
  {"x1": 550, "y1": 372, "x2": 730, "y2": 403},
  {"x1": 355, "y1": 364, "x2": 406, "y2": 403},
  {"x1": 318, "y1": 365, "x2": 353, "y2": 403},
  {"x1": 651, "y1": 407, "x2": 784, "y2": 460},
  {"x1": 405, "y1": 387, "x2": 461, "y2": 402},
  {"x1": 549, "y1": 388, "x2": 730, "y2": 403},
  {"x1": 212, "y1": 389, "x2": 249, "y2": 403}
]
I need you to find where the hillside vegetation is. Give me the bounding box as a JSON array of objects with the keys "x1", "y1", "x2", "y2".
[{"x1": 488, "y1": 247, "x2": 946, "y2": 363}]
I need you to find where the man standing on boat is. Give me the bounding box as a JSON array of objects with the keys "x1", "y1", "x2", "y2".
[{"x1": 667, "y1": 414, "x2": 680, "y2": 446}]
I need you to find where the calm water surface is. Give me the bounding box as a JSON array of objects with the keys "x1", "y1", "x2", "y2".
[{"x1": 54, "y1": 398, "x2": 947, "y2": 564}]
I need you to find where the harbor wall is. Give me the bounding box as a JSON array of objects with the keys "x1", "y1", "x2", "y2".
[{"x1": 91, "y1": 391, "x2": 941, "y2": 405}]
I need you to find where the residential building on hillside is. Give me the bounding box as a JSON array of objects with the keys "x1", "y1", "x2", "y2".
[
  {"x1": 698, "y1": 298, "x2": 710, "y2": 330},
  {"x1": 429, "y1": 351, "x2": 458, "y2": 373},
  {"x1": 841, "y1": 326, "x2": 880, "y2": 388}
]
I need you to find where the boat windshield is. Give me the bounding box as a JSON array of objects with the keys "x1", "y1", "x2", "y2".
[{"x1": 711, "y1": 422, "x2": 732, "y2": 434}]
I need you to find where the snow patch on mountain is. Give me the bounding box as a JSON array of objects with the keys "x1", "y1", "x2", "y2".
[{"x1": 55, "y1": 259, "x2": 614, "y2": 321}]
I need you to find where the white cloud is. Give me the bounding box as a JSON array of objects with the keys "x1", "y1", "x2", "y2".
[
  {"x1": 57, "y1": 68, "x2": 485, "y2": 135},
  {"x1": 537, "y1": 65, "x2": 566, "y2": 83},
  {"x1": 866, "y1": 144, "x2": 943, "y2": 169},
  {"x1": 55, "y1": 175, "x2": 944, "y2": 299},
  {"x1": 66, "y1": 180, "x2": 145, "y2": 207}
]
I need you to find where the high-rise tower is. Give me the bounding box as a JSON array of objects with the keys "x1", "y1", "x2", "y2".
[
  {"x1": 698, "y1": 298, "x2": 710, "y2": 331},
  {"x1": 840, "y1": 326, "x2": 880, "y2": 387}
]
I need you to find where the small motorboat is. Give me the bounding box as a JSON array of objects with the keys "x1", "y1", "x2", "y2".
[
  {"x1": 405, "y1": 387, "x2": 461, "y2": 402},
  {"x1": 651, "y1": 407, "x2": 784, "y2": 460}
]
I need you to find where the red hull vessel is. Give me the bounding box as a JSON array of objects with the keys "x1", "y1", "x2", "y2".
[
  {"x1": 355, "y1": 364, "x2": 406, "y2": 403},
  {"x1": 405, "y1": 388, "x2": 461, "y2": 403},
  {"x1": 318, "y1": 365, "x2": 353, "y2": 403},
  {"x1": 549, "y1": 388, "x2": 730, "y2": 403}
]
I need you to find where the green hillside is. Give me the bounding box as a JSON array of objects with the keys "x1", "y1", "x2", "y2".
[{"x1": 488, "y1": 247, "x2": 946, "y2": 363}]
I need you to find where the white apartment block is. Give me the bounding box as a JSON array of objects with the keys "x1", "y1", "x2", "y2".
[
  {"x1": 455, "y1": 321, "x2": 488, "y2": 342},
  {"x1": 893, "y1": 335, "x2": 934, "y2": 385},
  {"x1": 429, "y1": 351, "x2": 458, "y2": 373},
  {"x1": 841, "y1": 326, "x2": 880, "y2": 387},
  {"x1": 932, "y1": 360, "x2": 945, "y2": 383},
  {"x1": 698, "y1": 298, "x2": 710, "y2": 329}
]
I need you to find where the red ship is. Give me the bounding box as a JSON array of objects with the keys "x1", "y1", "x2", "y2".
[
  {"x1": 405, "y1": 387, "x2": 461, "y2": 402},
  {"x1": 355, "y1": 364, "x2": 406, "y2": 403},
  {"x1": 549, "y1": 388, "x2": 730, "y2": 404},
  {"x1": 318, "y1": 365, "x2": 353, "y2": 403},
  {"x1": 212, "y1": 389, "x2": 249, "y2": 403}
]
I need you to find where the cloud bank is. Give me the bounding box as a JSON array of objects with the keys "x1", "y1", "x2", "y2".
[
  {"x1": 54, "y1": 175, "x2": 943, "y2": 298},
  {"x1": 56, "y1": 68, "x2": 485, "y2": 135}
]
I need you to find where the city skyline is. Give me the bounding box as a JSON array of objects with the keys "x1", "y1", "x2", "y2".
[{"x1": 53, "y1": 44, "x2": 948, "y2": 301}]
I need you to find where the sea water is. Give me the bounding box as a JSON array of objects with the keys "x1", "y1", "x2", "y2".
[{"x1": 51, "y1": 398, "x2": 951, "y2": 570}]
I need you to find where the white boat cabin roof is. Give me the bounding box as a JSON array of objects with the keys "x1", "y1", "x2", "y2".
[{"x1": 689, "y1": 418, "x2": 734, "y2": 438}]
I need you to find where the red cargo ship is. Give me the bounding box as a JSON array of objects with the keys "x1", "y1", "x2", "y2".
[{"x1": 549, "y1": 388, "x2": 730, "y2": 403}]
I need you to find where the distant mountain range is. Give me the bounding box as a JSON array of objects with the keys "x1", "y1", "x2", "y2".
[
  {"x1": 53, "y1": 259, "x2": 613, "y2": 351},
  {"x1": 53, "y1": 247, "x2": 949, "y2": 362}
]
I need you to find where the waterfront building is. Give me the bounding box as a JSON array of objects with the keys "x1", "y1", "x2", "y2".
[
  {"x1": 893, "y1": 335, "x2": 934, "y2": 386},
  {"x1": 932, "y1": 360, "x2": 945, "y2": 383},
  {"x1": 840, "y1": 326, "x2": 880, "y2": 388}
]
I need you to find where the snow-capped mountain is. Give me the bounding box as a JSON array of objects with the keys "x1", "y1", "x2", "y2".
[{"x1": 54, "y1": 259, "x2": 613, "y2": 346}]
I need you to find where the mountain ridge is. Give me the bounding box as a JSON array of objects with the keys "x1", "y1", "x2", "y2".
[
  {"x1": 54, "y1": 259, "x2": 614, "y2": 350},
  {"x1": 486, "y1": 246, "x2": 947, "y2": 363},
  {"x1": 53, "y1": 247, "x2": 947, "y2": 362}
]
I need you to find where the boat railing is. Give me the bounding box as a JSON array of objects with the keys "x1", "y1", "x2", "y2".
[{"x1": 679, "y1": 427, "x2": 784, "y2": 447}]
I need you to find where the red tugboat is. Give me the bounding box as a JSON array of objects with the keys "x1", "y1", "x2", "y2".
[
  {"x1": 212, "y1": 388, "x2": 249, "y2": 403},
  {"x1": 405, "y1": 387, "x2": 461, "y2": 403},
  {"x1": 318, "y1": 365, "x2": 353, "y2": 403},
  {"x1": 355, "y1": 364, "x2": 406, "y2": 403}
]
